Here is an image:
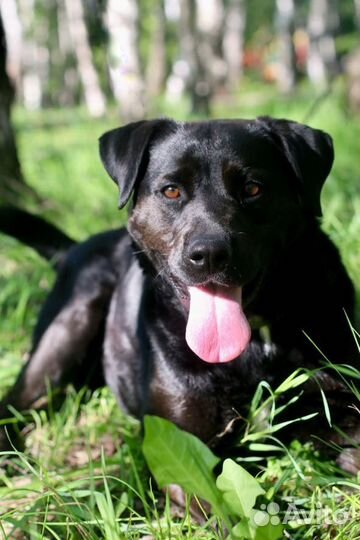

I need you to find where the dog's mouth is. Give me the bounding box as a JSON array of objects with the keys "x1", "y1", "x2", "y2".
[
  {"x1": 184, "y1": 282, "x2": 251, "y2": 364},
  {"x1": 165, "y1": 270, "x2": 253, "y2": 364}
]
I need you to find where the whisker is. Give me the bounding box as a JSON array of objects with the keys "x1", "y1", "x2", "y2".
[{"x1": 154, "y1": 266, "x2": 167, "y2": 281}]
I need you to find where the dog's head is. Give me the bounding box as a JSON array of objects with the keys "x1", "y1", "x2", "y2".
[{"x1": 99, "y1": 118, "x2": 334, "y2": 364}]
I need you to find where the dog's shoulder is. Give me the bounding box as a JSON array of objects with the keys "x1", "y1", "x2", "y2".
[{"x1": 299, "y1": 225, "x2": 354, "y2": 303}]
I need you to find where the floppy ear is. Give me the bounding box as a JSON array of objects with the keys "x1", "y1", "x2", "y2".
[
  {"x1": 99, "y1": 119, "x2": 175, "y2": 208},
  {"x1": 257, "y1": 117, "x2": 334, "y2": 217}
]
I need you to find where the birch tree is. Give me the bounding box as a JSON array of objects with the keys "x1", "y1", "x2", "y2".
[
  {"x1": 15, "y1": 0, "x2": 47, "y2": 110},
  {"x1": 179, "y1": 0, "x2": 211, "y2": 114},
  {"x1": 344, "y1": 0, "x2": 360, "y2": 112},
  {"x1": 0, "y1": 7, "x2": 36, "y2": 203},
  {"x1": 307, "y1": 0, "x2": 339, "y2": 87},
  {"x1": 64, "y1": 0, "x2": 106, "y2": 117},
  {"x1": 146, "y1": 0, "x2": 167, "y2": 99},
  {"x1": 0, "y1": 0, "x2": 22, "y2": 92},
  {"x1": 56, "y1": 0, "x2": 80, "y2": 106},
  {"x1": 354, "y1": 0, "x2": 360, "y2": 31},
  {"x1": 105, "y1": 0, "x2": 145, "y2": 121},
  {"x1": 275, "y1": 0, "x2": 297, "y2": 94},
  {"x1": 223, "y1": 0, "x2": 246, "y2": 92},
  {"x1": 196, "y1": 0, "x2": 226, "y2": 93}
]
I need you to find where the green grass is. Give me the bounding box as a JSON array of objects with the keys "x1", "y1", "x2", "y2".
[{"x1": 0, "y1": 81, "x2": 360, "y2": 538}]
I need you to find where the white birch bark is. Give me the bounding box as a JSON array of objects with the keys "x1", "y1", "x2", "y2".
[
  {"x1": 56, "y1": 0, "x2": 79, "y2": 106},
  {"x1": 181, "y1": 0, "x2": 210, "y2": 113},
  {"x1": 64, "y1": 0, "x2": 106, "y2": 117},
  {"x1": 146, "y1": 0, "x2": 167, "y2": 99},
  {"x1": 354, "y1": 0, "x2": 360, "y2": 31},
  {"x1": 0, "y1": 0, "x2": 22, "y2": 90},
  {"x1": 104, "y1": 0, "x2": 145, "y2": 121},
  {"x1": 275, "y1": 0, "x2": 297, "y2": 94},
  {"x1": 307, "y1": 0, "x2": 339, "y2": 87},
  {"x1": 222, "y1": 0, "x2": 246, "y2": 91},
  {"x1": 14, "y1": 0, "x2": 44, "y2": 109},
  {"x1": 196, "y1": 0, "x2": 226, "y2": 90},
  {"x1": 345, "y1": 48, "x2": 360, "y2": 112}
]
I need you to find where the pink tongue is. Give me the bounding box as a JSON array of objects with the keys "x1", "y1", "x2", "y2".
[{"x1": 185, "y1": 286, "x2": 251, "y2": 363}]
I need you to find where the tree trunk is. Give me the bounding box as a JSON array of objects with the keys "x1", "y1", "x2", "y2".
[
  {"x1": 345, "y1": 47, "x2": 360, "y2": 112},
  {"x1": 0, "y1": 0, "x2": 22, "y2": 92},
  {"x1": 223, "y1": 0, "x2": 246, "y2": 92},
  {"x1": 179, "y1": 0, "x2": 210, "y2": 115},
  {"x1": 16, "y1": 0, "x2": 47, "y2": 110},
  {"x1": 165, "y1": 0, "x2": 215, "y2": 114},
  {"x1": 145, "y1": 0, "x2": 167, "y2": 99},
  {"x1": 0, "y1": 8, "x2": 33, "y2": 204},
  {"x1": 307, "y1": 0, "x2": 339, "y2": 87},
  {"x1": 196, "y1": 0, "x2": 226, "y2": 94},
  {"x1": 275, "y1": 0, "x2": 297, "y2": 94},
  {"x1": 56, "y1": 0, "x2": 80, "y2": 107},
  {"x1": 105, "y1": 0, "x2": 146, "y2": 122},
  {"x1": 354, "y1": 0, "x2": 360, "y2": 32},
  {"x1": 64, "y1": 0, "x2": 106, "y2": 117}
]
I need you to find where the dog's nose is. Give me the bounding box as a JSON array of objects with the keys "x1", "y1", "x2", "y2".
[{"x1": 187, "y1": 237, "x2": 230, "y2": 274}]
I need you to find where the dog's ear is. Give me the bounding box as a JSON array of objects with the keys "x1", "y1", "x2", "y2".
[
  {"x1": 99, "y1": 119, "x2": 174, "y2": 208},
  {"x1": 257, "y1": 117, "x2": 334, "y2": 217}
]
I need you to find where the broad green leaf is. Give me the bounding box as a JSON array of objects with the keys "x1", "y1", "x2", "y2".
[
  {"x1": 142, "y1": 416, "x2": 225, "y2": 518},
  {"x1": 253, "y1": 522, "x2": 283, "y2": 540},
  {"x1": 216, "y1": 458, "x2": 264, "y2": 519},
  {"x1": 231, "y1": 510, "x2": 283, "y2": 540},
  {"x1": 231, "y1": 518, "x2": 254, "y2": 539}
]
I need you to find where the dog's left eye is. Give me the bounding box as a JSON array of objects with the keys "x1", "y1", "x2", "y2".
[
  {"x1": 162, "y1": 185, "x2": 181, "y2": 200},
  {"x1": 242, "y1": 181, "x2": 262, "y2": 199}
]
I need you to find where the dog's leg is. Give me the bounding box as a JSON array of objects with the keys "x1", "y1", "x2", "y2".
[
  {"x1": 332, "y1": 419, "x2": 360, "y2": 474},
  {"x1": 0, "y1": 291, "x2": 109, "y2": 449}
]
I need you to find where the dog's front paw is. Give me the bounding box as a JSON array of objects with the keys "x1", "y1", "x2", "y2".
[{"x1": 337, "y1": 448, "x2": 360, "y2": 475}]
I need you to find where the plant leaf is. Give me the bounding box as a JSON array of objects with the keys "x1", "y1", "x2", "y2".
[
  {"x1": 142, "y1": 416, "x2": 225, "y2": 518},
  {"x1": 274, "y1": 370, "x2": 309, "y2": 394},
  {"x1": 253, "y1": 521, "x2": 283, "y2": 540},
  {"x1": 319, "y1": 387, "x2": 332, "y2": 427},
  {"x1": 231, "y1": 508, "x2": 283, "y2": 540},
  {"x1": 248, "y1": 443, "x2": 282, "y2": 452},
  {"x1": 231, "y1": 519, "x2": 255, "y2": 539},
  {"x1": 216, "y1": 458, "x2": 264, "y2": 519}
]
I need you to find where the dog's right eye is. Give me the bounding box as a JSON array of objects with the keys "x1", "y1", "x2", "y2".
[
  {"x1": 242, "y1": 181, "x2": 262, "y2": 199},
  {"x1": 162, "y1": 185, "x2": 181, "y2": 200}
]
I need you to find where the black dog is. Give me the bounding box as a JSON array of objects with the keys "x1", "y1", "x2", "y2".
[{"x1": 0, "y1": 117, "x2": 358, "y2": 468}]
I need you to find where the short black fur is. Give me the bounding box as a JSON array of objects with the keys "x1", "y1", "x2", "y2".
[{"x1": 0, "y1": 117, "x2": 359, "y2": 471}]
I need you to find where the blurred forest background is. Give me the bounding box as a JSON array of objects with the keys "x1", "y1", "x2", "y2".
[{"x1": 1, "y1": 0, "x2": 360, "y2": 206}]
